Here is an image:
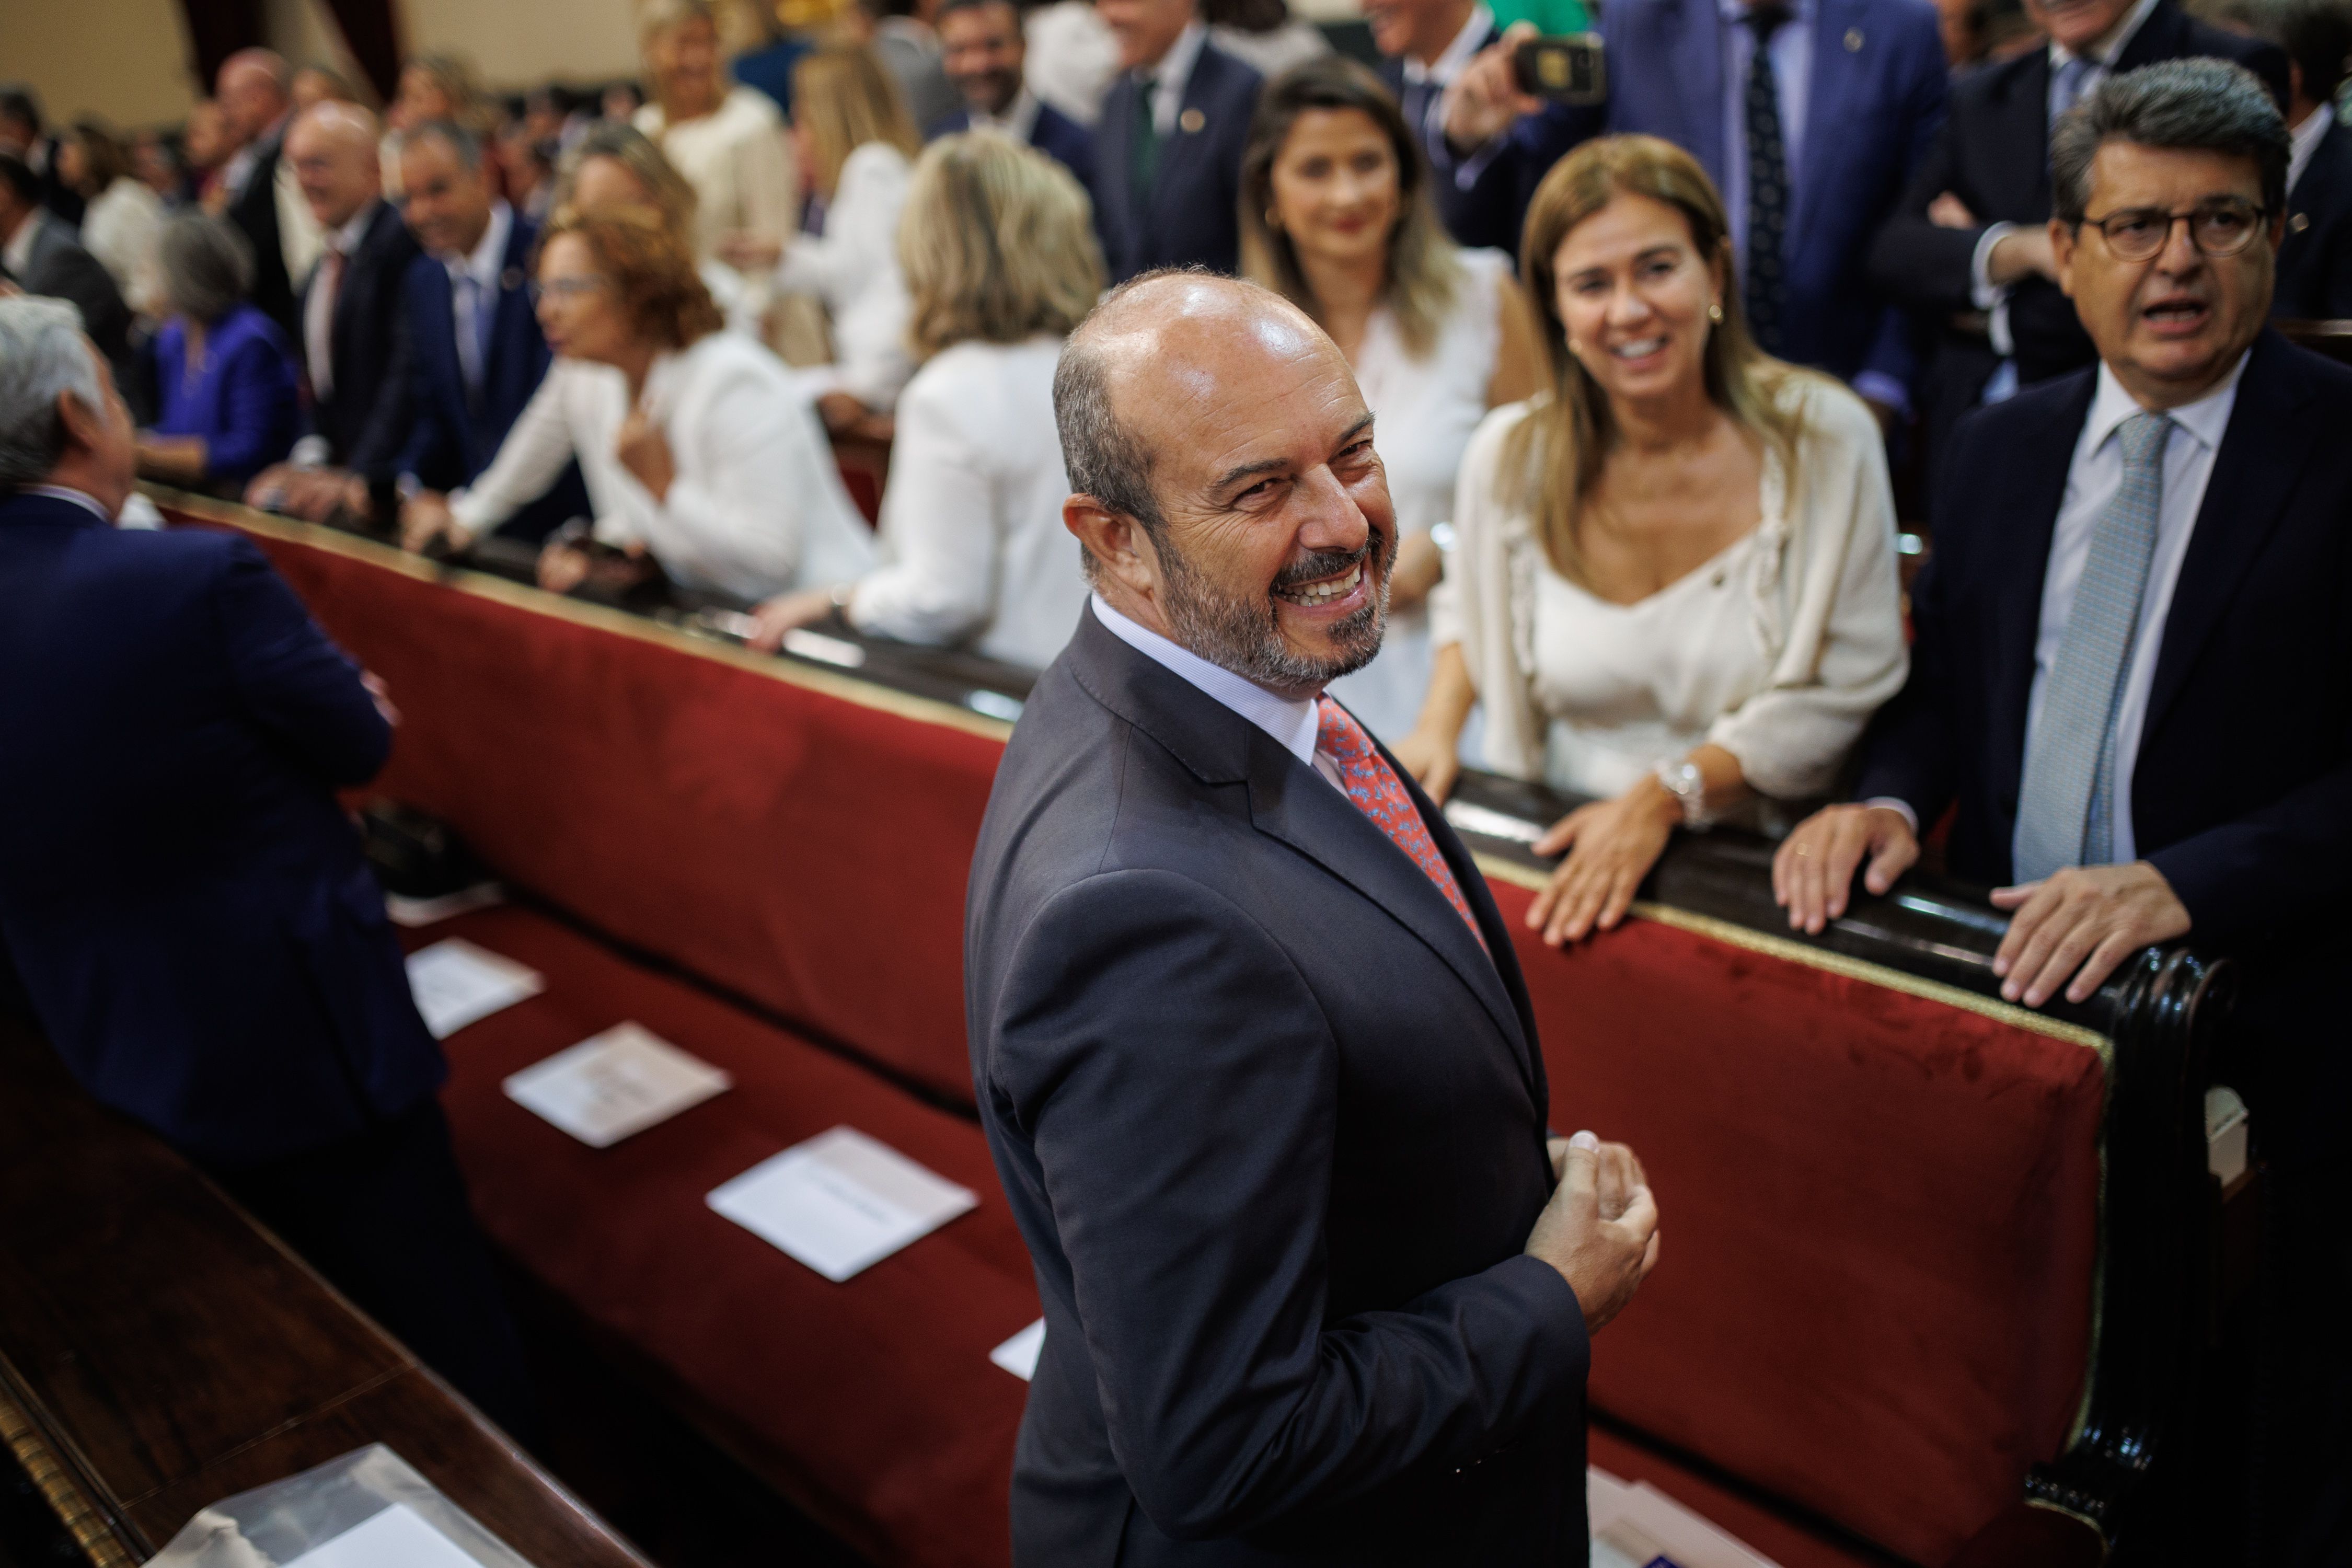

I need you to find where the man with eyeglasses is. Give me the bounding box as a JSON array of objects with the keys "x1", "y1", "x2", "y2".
[{"x1": 1780, "y1": 59, "x2": 2352, "y2": 1561}]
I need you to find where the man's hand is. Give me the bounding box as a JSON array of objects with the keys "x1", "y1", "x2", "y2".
[
  {"x1": 538, "y1": 540, "x2": 593, "y2": 594},
  {"x1": 1988, "y1": 225, "x2": 2060, "y2": 287},
  {"x1": 615, "y1": 410, "x2": 676, "y2": 502},
  {"x1": 398, "y1": 491, "x2": 473, "y2": 556},
  {"x1": 1773, "y1": 803, "x2": 1919, "y2": 934},
  {"x1": 1527, "y1": 1130, "x2": 1659, "y2": 1336},
  {"x1": 1990, "y1": 862, "x2": 2191, "y2": 1007},
  {"x1": 1442, "y1": 21, "x2": 1543, "y2": 153},
  {"x1": 746, "y1": 587, "x2": 839, "y2": 652},
  {"x1": 359, "y1": 671, "x2": 400, "y2": 728},
  {"x1": 1525, "y1": 781, "x2": 1679, "y2": 946},
  {"x1": 1388, "y1": 724, "x2": 1462, "y2": 805},
  {"x1": 1927, "y1": 191, "x2": 1978, "y2": 229}
]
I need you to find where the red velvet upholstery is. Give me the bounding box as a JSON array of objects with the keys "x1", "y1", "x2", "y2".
[
  {"x1": 404, "y1": 905, "x2": 1032, "y2": 1568},
  {"x1": 188, "y1": 510, "x2": 2110, "y2": 1567}
]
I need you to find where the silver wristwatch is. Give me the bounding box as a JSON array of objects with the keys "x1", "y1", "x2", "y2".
[{"x1": 1653, "y1": 758, "x2": 1714, "y2": 830}]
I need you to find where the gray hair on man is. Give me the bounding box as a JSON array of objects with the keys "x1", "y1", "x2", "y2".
[
  {"x1": 395, "y1": 117, "x2": 485, "y2": 174},
  {"x1": 2050, "y1": 59, "x2": 2291, "y2": 227},
  {"x1": 157, "y1": 211, "x2": 256, "y2": 325},
  {"x1": 0, "y1": 295, "x2": 103, "y2": 492}
]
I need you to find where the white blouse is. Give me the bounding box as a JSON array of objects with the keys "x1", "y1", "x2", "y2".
[
  {"x1": 775, "y1": 142, "x2": 915, "y2": 412},
  {"x1": 1324, "y1": 247, "x2": 1508, "y2": 742},
  {"x1": 80, "y1": 178, "x2": 165, "y2": 316},
  {"x1": 636, "y1": 88, "x2": 801, "y2": 258},
  {"x1": 447, "y1": 331, "x2": 876, "y2": 602},
  {"x1": 848, "y1": 336, "x2": 1088, "y2": 668},
  {"x1": 1437, "y1": 374, "x2": 1908, "y2": 801}
]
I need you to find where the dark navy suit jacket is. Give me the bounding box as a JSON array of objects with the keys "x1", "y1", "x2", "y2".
[
  {"x1": 1091, "y1": 42, "x2": 1264, "y2": 281},
  {"x1": 397, "y1": 208, "x2": 585, "y2": 539},
  {"x1": 1500, "y1": 0, "x2": 1947, "y2": 389},
  {"x1": 301, "y1": 200, "x2": 422, "y2": 482},
  {"x1": 929, "y1": 99, "x2": 1098, "y2": 190},
  {"x1": 1853, "y1": 333, "x2": 2352, "y2": 1159},
  {"x1": 2276, "y1": 114, "x2": 2352, "y2": 322},
  {"x1": 966, "y1": 608, "x2": 1589, "y2": 1565},
  {"x1": 0, "y1": 490, "x2": 444, "y2": 1166},
  {"x1": 1381, "y1": 18, "x2": 1525, "y2": 256}
]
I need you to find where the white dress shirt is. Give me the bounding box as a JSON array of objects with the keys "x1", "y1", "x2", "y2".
[
  {"x1": 445, "y1": 201, "x2": 513, "y2": 396},
  {"x1": 847, "y1": 336, "x2": 1090, "y2": 668},
  {"x1": 2289, "y1": 103, "x2": 2333, "y2": 195},
  {"x1": 1142, "y1": 21, "x2": 1210, "y2": 137},
  {"x1": 1092, "y1": 592, "x2": 1346, "y2": 789},
  {"x1": 22, "y1": 485, "x2": 114, "y2": 523},
  {"x1": 970, "y1": 87, "x2": 1045, "y2": 143},
  {"x1": 2, "y1": 209, "x2": 45, "y2": 279},
  {"x1": 303, "y1": 203, "x2": 378, "y2": 402},
  {"x1": 2011, "y1": 353, "x2": 2246, "y2": 867},
  {"x1": 79, "y1": 177, "x2": 165, "y2": 315},
  {"x1": 448, "y1": 332, "x2": 877, "y2": 601}
]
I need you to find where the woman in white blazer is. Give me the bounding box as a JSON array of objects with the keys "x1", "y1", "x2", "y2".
[
  {"x1": 747, "y1": 134, "x2": 1103, "y2": 669},
  {"x1": 432, "y1": 205, "x2": 872, "y2": 603},
  {"x1": 633, "y1": 0, "x2": 800, "y2": 263},
  {"x1": 1400, "y1": 136, "x2": 1907, "y2": 949}
]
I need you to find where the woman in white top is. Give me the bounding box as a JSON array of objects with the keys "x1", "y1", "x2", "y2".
[
  {"x1": 1239, "y1": 57, "x2": 1541, "y2": 742},
  {"x1": 746, "y1": 133, "x2": 1104, "y2": 668},
  {"x1": 722, "y1": 47, "x2": 921, "y2": 434},
  {"x1": 59, "y1": 122, "x2": 165, "y2": 317},
  {"x1": 442, "y1": 205, "x2": 873, "y2": 603},
  {"x1": 634, "y1": 0, "x2": 801, "y2": 265},
  {"x1": 1401, "y1": 134, "x2": 1907, "y2": 947},
  {"x1": 554, "y1": 122, "x2": 762, "y2": 339}
]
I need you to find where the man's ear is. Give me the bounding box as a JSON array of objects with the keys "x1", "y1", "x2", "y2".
[
  {"x1": 53, "y1": 388, "x2": 104, "y2": 455},
  {"x1": 1064, "y1": 494, "x2": 1159, "y2": 600},
  {"x1": 2049, "y1": 217, "x2": 2077, "y2": 299}
]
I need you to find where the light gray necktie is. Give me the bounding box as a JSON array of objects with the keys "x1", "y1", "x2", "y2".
[
  {"x1": 455, "y1": 272, "x2": 486, "y2": 395},
  {"x1": 2049, "y1": 54, "x2": 2094, "y2": 122},
  {"x1": 2014, "y1": 410, "x2": 2172, "y2": 883}
]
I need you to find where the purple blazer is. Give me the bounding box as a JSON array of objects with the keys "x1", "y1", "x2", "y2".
[{"x1": 149, "y1": 302, "x2": 302, "y2": 485}]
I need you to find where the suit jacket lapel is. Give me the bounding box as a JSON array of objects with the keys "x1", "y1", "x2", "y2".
[
  {"x1": 2141, "y1": 334, "x2": 2315, "y2": 745},
  {"x1": 1990, "y1": 372, "x2": 2096, "y2": 798}
]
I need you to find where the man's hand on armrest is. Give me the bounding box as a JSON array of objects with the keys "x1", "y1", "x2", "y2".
[
  {"x1": 1990, "y1": 862, "x2": 2191, "y2": 1007},
  {"x1": 1773, "y1": 802, "x2": 1921, "y2": 934},
  {"x1": 1527, "y1": 1131, "x2": 1659, "y2": 1335}
]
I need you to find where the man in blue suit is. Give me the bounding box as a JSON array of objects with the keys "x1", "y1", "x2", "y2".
[
  {"x1": 1366, "y1": 0, "x2": 1518, "y2": 253},
  {"x1": 0, "y1": 297, "x2": 533, "y2": 1440},
  {"x1": 968, "y1": 272, "x2": 1659, "y2": 1564},
  {"x1": 929, "y1": 0, "x2": 1097, "y2": 189},
  {"x1": 390, "y1": 120, "x2": 586, "y2": 556},
  {"x1": 1441, "y1": 0, "x2": 1949, "y2": 407},
  {"x1": 1090, "y1": 0, "x2": 1264, "y2": 280},
  {"x1": 1777, "y1": 65, "x2": 2350, "y2": 1560}
]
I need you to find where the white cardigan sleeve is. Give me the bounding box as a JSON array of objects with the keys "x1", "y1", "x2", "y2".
[
  {"x1": 1704, "y1": 382, "x2": 1910, "y2": 799},
  {"x1": 655, "y1": 358, "x2": 816, "y2": 597},
  {"x1": 847, "y1": 368, "x2": 996, "y2": 644},
  {"x1": 448, "y1": 367, "x2": 581, "y2": 535},
  {"x1": 774, "y1": 144, "x2": 909, "y2": 308}
]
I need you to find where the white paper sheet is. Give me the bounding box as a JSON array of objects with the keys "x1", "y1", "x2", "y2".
[
  {"x1": 990, "y1": 1319, "x2": 1046, "y2": 1380},
  {"x1": 707, "y1": 1126, "x2": 977, "y2": 1282},
  {"x1": 1587, "y1": 1468, "x2": 1781, "y2": 1568},
  {"x1": 503, "y1": 1023, "x2": 732, "y2": 1148},
  {"x1": 283, "y1": 1503, "x2": 483, "y2": 1568},
  {"x1": 405, "y1": 938, "x2": 543, "y2": 1040}
]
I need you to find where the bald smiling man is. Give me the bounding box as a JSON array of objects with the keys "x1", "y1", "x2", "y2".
[{"x1": 964, "y1": 272, "x2": 1660, "y2": 1566}]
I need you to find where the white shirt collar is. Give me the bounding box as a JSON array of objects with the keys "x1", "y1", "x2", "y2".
[
  {"x1": 2289, "y1": 104, "x2": 2334, "y2": 194},
  {"x1": 2080, "y1": 348, "x2": 2249, "y2": 463},
  {"x1": 21, "y1": 484, "x2": 116, "y2": 523},
  {"x1": 2051, "y1": 0, "x2": 2159, "y2": 68},
  {"x1": 1145, "y1": 20, "x2": 1209, "y2": 93},
  {"x1": 329, "y1": 200, "x2": 377, "y2": 256},
  {"x1": 447, "y1": 200, "x2": 512, "y2": 287},
  {"x1": 973, "y1": 86, "x2": 1043, "y2": 141},
  {"x1": 1403, "y1": 4, "x2": 1496, "y2": 86},
  {"x1": 3, "y1": 207, "x2": 45, "y2": 279},
  {"x1": 1091, "y1": 593, "x2": 1322, "y2": 768}
]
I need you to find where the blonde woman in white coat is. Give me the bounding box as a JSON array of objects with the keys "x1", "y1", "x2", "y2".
[{"x1": 1398, "y1": 136, "x2": 1907, "y2": 949}]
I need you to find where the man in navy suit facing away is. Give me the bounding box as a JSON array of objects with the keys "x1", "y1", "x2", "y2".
[
  {"x1": 966, "y1": 271, "x2": 1661, "y2": 1565},
  {"x1": 0, "y1": 297, "x2": 533, "y2": 1441}
]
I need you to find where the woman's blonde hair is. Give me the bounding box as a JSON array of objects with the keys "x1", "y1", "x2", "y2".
[
  {"x1": 900, "y1": 133, "x2": 1104, "y2": 360},
  {"x1": 556, "y1": 122, "x2": 702, "y2": 243},
  {"x1": 1238, "y1": 57, "x2": 1460, "y2": 358},
  {"x1": 1509, "y1": 134, "x2": 1816, "y2": 586},
  {"x1": 541, "y1": 203, "x2": 727, "y2": 347},
  {"x1": 791, "y1": 45, "x2": 921, "y2": 198}
]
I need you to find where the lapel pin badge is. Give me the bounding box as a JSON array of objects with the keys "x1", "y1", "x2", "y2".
[
  {"x1": 1845, "y1": 26, "x2": 1864, "y2": 49},
  {"x1": 2289, "y1": 211, "x2": 2311, "y2": 234},
  {"x1": 1179, "y1": 107, "x2": 1206, "y2": 134}
]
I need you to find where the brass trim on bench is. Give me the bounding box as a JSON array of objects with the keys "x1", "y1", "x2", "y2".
[{"x1": 0, "y1": 1367, "x2": 138, "y2": 1568}]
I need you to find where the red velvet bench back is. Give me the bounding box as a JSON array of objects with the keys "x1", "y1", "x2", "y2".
[{"x1": 178, "y1": 502, "x2": 2108, "y2": 1567}]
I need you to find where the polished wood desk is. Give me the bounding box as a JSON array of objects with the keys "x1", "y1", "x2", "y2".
[{"x1": 0, "y1": 1014, "x2": 652, "y2": 1568}]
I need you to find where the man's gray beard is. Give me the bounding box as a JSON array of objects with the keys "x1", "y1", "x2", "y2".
[{"x1": 1157, "y1": 535, "x2": 1391, "y2": 692}]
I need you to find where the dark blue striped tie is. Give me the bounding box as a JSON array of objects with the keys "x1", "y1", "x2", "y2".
[{"x1": 1743, "y1": 4, "x2": 1792, "y2": 355}]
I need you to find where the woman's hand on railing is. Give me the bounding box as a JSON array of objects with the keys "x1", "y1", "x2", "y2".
[{"x1": 1525, "y1": 780, "x2": 1681, "y2": 947}]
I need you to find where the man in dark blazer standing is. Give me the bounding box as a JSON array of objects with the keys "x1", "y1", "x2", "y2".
[
  {"x1": 389, "y1": 121, "x2": 586, "y2": 555},
  {"x1": 244, "y1": 103, "x2": 421, "y2": 523},
  {"x1": 0, "y1": 297, "x2": 533, "y2": 1442},
  {"x1": 967, "y1": 272, "x2": 1659, "y2": 1564},
  {"x1": 1779, "y1": 63, "x2": 2351, "y2": 1562},
  {"x1": 1866, "y1": 0, "x2": 2285, "y2": 473},
  {"x1": 1365, "y1": 0, "x2": 1518, "y2": 252},
  {"x1": 1090, "y1": 0, "x2": 1264, "y2": 280},
  {"x1": 0, "y1": 152, "x2": 139, "y2": 417},
  {"x1": 217, "y1": 49, "x2": 303, "y2": 341},
  {"x1": 2257, "y1": 0, "x2": 2352, "y2": 319},
  {"x1": 930, "y1": 0, "x2": 1097, "y2": 189}
]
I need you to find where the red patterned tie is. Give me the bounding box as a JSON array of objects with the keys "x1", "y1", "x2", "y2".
[{"x1": 1315, "y1": 696, "x2": 1486, "y2": 949}]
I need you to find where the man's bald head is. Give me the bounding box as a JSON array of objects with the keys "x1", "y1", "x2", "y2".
[
  {"x1": 287, "y1": 101, "x2": 383, "y2": 230},
  {"x1": 1056, "y1": 269, "x2": 1395, "y2": 695},
  {"x1": 217, "y1": 49, "x2": 291, "y2": 143}
]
